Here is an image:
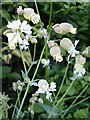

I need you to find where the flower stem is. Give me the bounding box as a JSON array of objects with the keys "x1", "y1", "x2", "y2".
[
  {"x1": 53, "y1": 59, "x2": 70, "y2": 107},
  {"x1": 16, "y1": 44, "x2": 46, "y2": 118},
  {"x1": 62, "y1": 84, "x2": 89, "y2": 117},
  {"x1": 47, "y1": 79, "x2": 75, "y2": 119}
]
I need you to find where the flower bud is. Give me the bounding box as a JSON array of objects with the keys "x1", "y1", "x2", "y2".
[
  {"x1": 8, "y1": 43, "x2": 16, "y2": 50},
  {"x1": 60, "y1": 38, "x2": 73, "y2": 51},
  {"x1": 38, "y1": 98, "x2": 43, "y2": 104},
  {"x1": 12, "y1": 82, "x2": 17, "y2": 91},
  {"x1": 83, "y1": 46, "x2": 90, "y2": 58},
  {"x1": 17, "y1": 6, "x2": 23, "y2": 15},
  {"x1": 30, "y1": 110, "x2": 34, "y2": 115}
]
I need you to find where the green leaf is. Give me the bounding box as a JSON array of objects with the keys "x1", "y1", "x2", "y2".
[
  {"x1": 1, "y1": 66, "x2": 11, "y2": 79},
  {"x1": 34, "y1": 103, "x2": 45, "y2": 113},
  {"x1": 8, "y1": 72, "x2": 21, "y2": 79},
  {"x1": 74, "y1": 108, "x2": 88, "y2": 118},
  {"x1": 0, "y1": 10, "x2": 11, "y2": 21}
]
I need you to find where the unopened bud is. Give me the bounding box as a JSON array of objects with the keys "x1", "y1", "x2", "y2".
[{"x1": 38, "y1": 98, "x2": 43, "y2": 104}]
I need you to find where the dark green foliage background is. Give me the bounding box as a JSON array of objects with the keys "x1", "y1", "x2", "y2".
[{"x1": 1, "y1": 1, "x2": 90, "y2": 119}]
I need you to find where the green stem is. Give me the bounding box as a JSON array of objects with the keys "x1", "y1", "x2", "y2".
[
  {"x1": 69, "y1": 96, "x2": 90, "y2": 109},
  {"x1": 16, "y1": 44, "x2": 46, "y2": 118},
  {"x1": 47, "y1": 79, "x2": 75, "y2": 119},
  {"x1": 12, "y1": 91, "x2": 21, "y2": 118},
  {"x1": 48, "y1": 2, "x2": 53, "y2": 28},
  {"x1": 53, "y1": 60, "x2": 70, "y2": 107},
  {"x1": 45, "y1": 2, "x2": 53, "y2": 80},
  {"x1": 33, "y1": 43, "x2": 36, "y2": 62},
  {"x1": 62, "y1": 84, "x2": 89, "y2": 117},
  {"x1": 34, "y1": 0, "x2": 41, "y2": 22}
]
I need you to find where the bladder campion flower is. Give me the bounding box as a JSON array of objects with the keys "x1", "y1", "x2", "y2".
[
  {"x1": 60, "y1": 38, "x2": 79, "y2": 57},
  {"x1": 31, "y1": 13, "x2": 40, "y2": 24},
  {"x1": 4, "y1": 19, "x2": 32, "y2": 50},
  {"x1": 20, "y1": 39, "x2": 29, "y2": 50},
  {"x1": 50, "y1": 45, "x2": 63, "y2": 62},
  {"x1": 41, "y1": 58, "x2": 50, "y2": 67},
  {"x1": 37, "y1": 28, "x2": 48, "y2": 38},
  {"x1": 74, "y1": 63, "x2": 86, "y2": 77},
  {"x1": 53, "y1": 22, "x2": 77, "y2": 34},
  {"x1": 36, "y1": 79, "x2": 56, "y2": 101},
  {"x1": 23, "y1": 8, "x2": 34, "y2": 20}
]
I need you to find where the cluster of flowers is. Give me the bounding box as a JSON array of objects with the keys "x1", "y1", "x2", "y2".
[
  {"x1": 13, "y1": 80, "x2": 25, "y2": 91},
  {"x1": 28, "y1": 93, "x2": 43, "y2": 115},
  {"x1": 17, "y1": 6, "x2": 40, "y2": 24},
  {"x1": 4, "y1": 6, "x2": 48, "y2": 51},
  {"x1": 47, "y1": 22, "x2": 89, "y2": 79}
]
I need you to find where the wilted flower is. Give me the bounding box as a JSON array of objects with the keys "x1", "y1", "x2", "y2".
[
  {"x1": 50, "y1": 45, "x2": 63, "y2": 62},
  {"x1": 37, "y1": 28, "x2": 48, "y2": 38},
  {"x1": 31, "y1": 14, "x2": 40, "y2": 24},
  {"x1": 53, "y1": 22, "x2": 77, "y2": 34},
  {"x1": 36, "y1": 79, "x2": 56, "y2": 101},
  {"x1": 83, "y1": 46, "x2": 90, "y2": 58},
  {"x1": 41, "y1": 58, "x2": 50, "y2": 67}
]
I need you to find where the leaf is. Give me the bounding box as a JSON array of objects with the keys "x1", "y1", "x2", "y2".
[
  {"x1": 34, "y1": 103, "x2": 45, "y2": 113},
  {"x1": 41, "y1": 103, "x2": 62, "y2": 117},
  {"x1": 74, "y1": 108, "x2": 88, "y2": 118},
  {"x1": 23, "y1": 51, "x2": 32, "y2": 66},
  {"x1": 1, "y1": 66, "x2": 11, "y2": 79},
  {"x1": 12, "y1": 49, "x2": 21, "y2": 58},
  {"x1": 8, "y1": 72, "x2": 21, "y2": 79},
  {"x1": 0, "y1": 10, "x2": 11, "y2": 21}
]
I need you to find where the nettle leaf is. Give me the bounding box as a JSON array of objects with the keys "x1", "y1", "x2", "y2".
[
  {"x1": 34, "y1": 103, "x2": 45, "y2": 113},
  {"x1": 74, "y1": 108, "x2": 88, "y2": 118}
]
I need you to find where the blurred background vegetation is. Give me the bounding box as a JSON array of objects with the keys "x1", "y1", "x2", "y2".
[{"x1": 1, "y1": 1, "x2": 90, "y2": 119}]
